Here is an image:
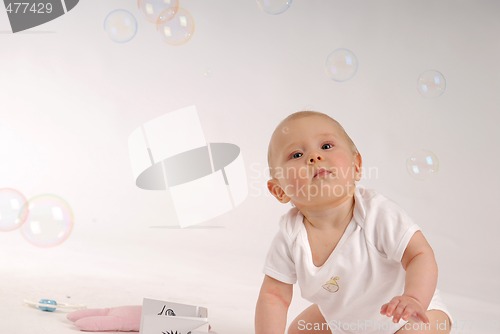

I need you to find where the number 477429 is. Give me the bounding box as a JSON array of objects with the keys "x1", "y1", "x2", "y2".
[{"x1": 5, "y1": 2, "x2": 53, "y2": 14}]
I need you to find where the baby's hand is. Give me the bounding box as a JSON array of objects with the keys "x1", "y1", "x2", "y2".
[{"x1": 380, "y1": 295, "x2": 429, "y2": 324}]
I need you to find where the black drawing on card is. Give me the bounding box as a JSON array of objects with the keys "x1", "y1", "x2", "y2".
[{"x1": 158, "y1": 305, "x2": 176, "y2": 316}]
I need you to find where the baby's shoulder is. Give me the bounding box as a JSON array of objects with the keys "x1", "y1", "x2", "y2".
[
  {"x1": 356, "y1": 188, "x2": 409, "y2": 222},
  {"x1": 355, "y1": 188, "x2": 416, "y2": 236},
  {"x1": 355, "y1": 188, "x2": 420, "y2": 260},
  {"x1": 277, "y1": 207, "x2": 303, "y2": 241}
]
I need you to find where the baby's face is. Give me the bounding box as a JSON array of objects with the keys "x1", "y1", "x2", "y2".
[{"x1": 268, "y1": 115, "x2": 361, "y2": 208}]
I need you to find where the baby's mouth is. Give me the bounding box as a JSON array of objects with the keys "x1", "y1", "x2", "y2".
[{"x1": 313, "y1": 168, "x2": 332, "y2": 178}]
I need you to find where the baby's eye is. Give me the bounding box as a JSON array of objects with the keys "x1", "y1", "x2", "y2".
[
  {"x1": 291, "y1": 152, "x2": 303, "y2": 159},
  {"x1": 322, "y1": 143, "x2": 333, "y2": 150}
]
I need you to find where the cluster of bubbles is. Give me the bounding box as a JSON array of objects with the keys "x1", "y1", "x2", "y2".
[
  {"x1": 103, "y1": 0, "x2": 195, "y2": 46},
  {"x1": 0, "y1": 189, "x2": 74, "y2": 247},
  {"x1": 324, "y1": 51, "x2": 446, "y2": 98},
  {"x1": 324, "y1": 49, "x2": 447, "y2": 98},
  {"x1": 324, "y1": 51, "x2": 443, "y2": 180},
  {"x1": 317, "y1": 8, "x2": 446, "y2": 99},
  {"x1": 322, "y1": 50, "x2": 444, "y2": 181},
  {"x1": 409, "y1": 71, "x2": 444, "y2": 180},
  {"x1": 103, "y1": 0, "x2": 296, "y2": 44},
  {"x1": 101, "y1": 0, "x2": 443, "y2": 182}
]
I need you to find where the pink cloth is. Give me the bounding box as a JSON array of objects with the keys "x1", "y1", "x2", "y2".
[{"x1": 67, "y1": 305, "x2": 142, "y2": 332}]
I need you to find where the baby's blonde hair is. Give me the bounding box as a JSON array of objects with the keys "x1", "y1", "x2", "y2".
[{"x1": 267, "y1": 111, "x2": 358, "y2": 176}]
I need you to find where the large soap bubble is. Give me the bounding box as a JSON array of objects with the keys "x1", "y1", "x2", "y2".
[
  {"x1": 138, "y1": 0, "x2": 179, "y2": 23},
  {"x1": 157, "y1": 7, "x2": 195, "y2": 46},
  {"x1": 256, "y1": 0, "x2": 293, "y2": 15},
  {"x1": 417, "y1": 70, "x2": 446, "y2": 98},
  {"x1": 104, "y1": 9, "x2": 138, "y2": 43},
  {"x1": 20, "y1": 194, "x2": 74, "y2": 247},
  {"x1": 0, "y1": 188, "x2": 28, "y2": 232},
  {"x1": 407, "y1": 150, "x2": 440, "y2": 180},
  {"x1": 325, "y1": 49, "x2": 358, "y2": 82}
]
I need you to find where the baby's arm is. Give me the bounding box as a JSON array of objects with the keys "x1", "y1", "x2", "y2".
[
  {"x1": 255, "y1": 275, "x2": 293, "y2": 334},
  {"x1": 380, "y1": 231, "x2": 438, "y2": 323}
]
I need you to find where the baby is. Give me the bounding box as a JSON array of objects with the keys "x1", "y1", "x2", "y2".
[{"x1": 255, "y1": 111, "x2": 452, "y2": 334}]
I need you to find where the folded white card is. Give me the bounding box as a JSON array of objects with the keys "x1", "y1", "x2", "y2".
[
  {"x1": 128, "y1": 106, "x2": 248, "y2": 228},
  {"x1": 140, "y1": 298, "x2": 209, "y2": 334}
]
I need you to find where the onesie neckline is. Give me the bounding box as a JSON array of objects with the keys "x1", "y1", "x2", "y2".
[{"x1": 298, "y1": 212, "x2": 357, "y2": 270}]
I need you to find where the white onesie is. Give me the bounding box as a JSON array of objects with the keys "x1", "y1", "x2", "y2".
[{"x1": 263, "y1": 187, "x2": 450, "y2": 334}]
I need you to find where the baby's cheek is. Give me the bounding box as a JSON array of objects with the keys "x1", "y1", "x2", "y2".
[
  {"x1": 338, "y1": 161, "x2": 358, "y2": 180},
  {"x1": 283, "y1": 179, "x2": 306, "y2": 197}
]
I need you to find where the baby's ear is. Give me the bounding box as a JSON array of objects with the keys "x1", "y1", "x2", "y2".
[
  {"x1": 353, "y1": 152, "x2": 363, "y2": 181},
  {"x1": 267, "y1": 179, "x2": 290, "y2": 204}
]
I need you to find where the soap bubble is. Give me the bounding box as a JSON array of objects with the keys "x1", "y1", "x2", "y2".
[
  {"x1": 325, "y1": 49, "x2": 358, "y2": 82},
  {"x1": 417, "y1": 70, "x2": 446, "y2": 98},
  {"x1": 406, "y1": 150, "x2": 439, "y2": 180},
  {"x1": 0, "y1": 188, "x2": 28, "y2": 232},
  {"x1": 203, "y1": 69, "x2": 213, "y2": 78},
  {"x1": 256, "y1": 0, "x2": 293, "y2": 15},
  {"x1": 104, "y1": 9, "x2": 138, "y2": 43},
  {"x1": 20, "y1": 195, "x2": 74, "y2": 248},
  {"x1": 138, "y1": 0, "x2": 178, "y2": 23},
  {"x1": 157, "y1": 7, "x2": 195, "y2": 46}
]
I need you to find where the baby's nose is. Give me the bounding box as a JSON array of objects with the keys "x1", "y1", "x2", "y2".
[{"x1": 308, "y1": 155, "x2": 323, "y2": 164}]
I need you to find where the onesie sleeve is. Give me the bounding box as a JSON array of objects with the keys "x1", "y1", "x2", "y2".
[
  {"x1": 369, "y1": 198, "x2": 421, "y2": 262},
  {"x1": 262, "y1": 212, "x2": 297, "y2": 285}
]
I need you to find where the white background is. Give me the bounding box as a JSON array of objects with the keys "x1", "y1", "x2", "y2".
[{"x1": 1, "y1": 1, "x2": 499, "y2": 333}]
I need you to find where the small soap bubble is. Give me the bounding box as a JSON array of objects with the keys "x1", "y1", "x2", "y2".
[
  {"x1": 203, "y1": 69, "x2": 213, "y2": 78},
  {"x1": 256, "y1": 0, "x2": 293, "y2": 15},
  {"x1": 281, "y1": 126, "x2": 289, "y2": 134},
  {"x1": 104, "y1": 9, "x2": 138, "y2": 43},
  {"x1": 157, "y1": 7, "x2": 195, "y2": 46},
  {"x1": 325, "y1": 49, "x2": 358, "y2": 82},
  {"x1": 0, "y1": 188, "x2": 28, "y2": 232},
  {"x1": 20, "y1": 195, "x2": 74, "y2": 248},
  {"x1": 417, "y1": 70, "x2": 446, "y2": 98},
  {"x1": 406, "y1": 150, "x2": 440, "y2": 180},
  {"x1": 138, "y1": 0, "x2": 178, "y2": 23}
]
